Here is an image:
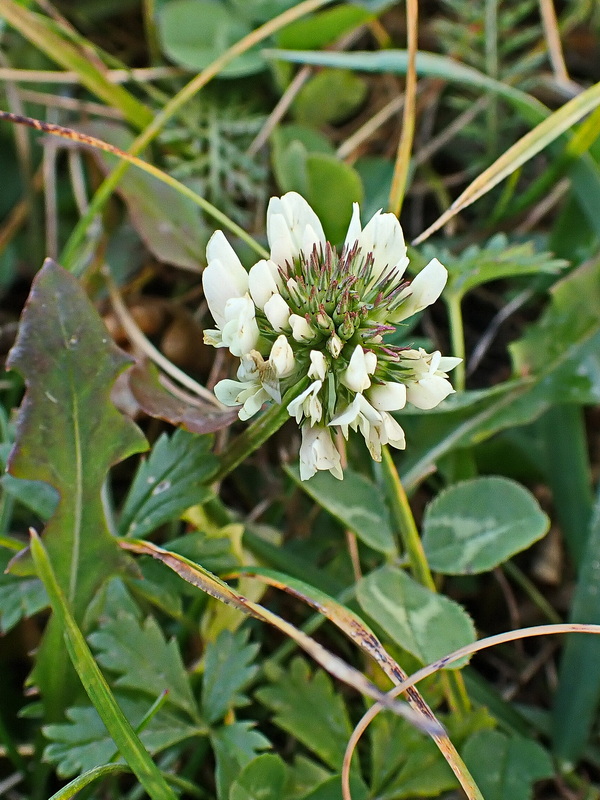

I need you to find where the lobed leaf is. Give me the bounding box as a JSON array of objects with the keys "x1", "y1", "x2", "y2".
[
  {"x1": 211, "y1": 721, "x2": 271, "y2": 800},
  {"x1": 88, "y1": 612, "x2": 199, "y2": 718},
  {"x1": 44, "y1": 697, "x2": 205, "y2": 777},
  {"x1": 229, "y1": 753, "x2": 287, "y2": 800},
  {"x1": 202, "y1": 627, "x2": 260, "y2": 724},
  {"x1": 255, "y1": 658, "x2": 352, "y2": 770}
]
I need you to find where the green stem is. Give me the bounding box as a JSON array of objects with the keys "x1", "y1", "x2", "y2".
[
  {"x1": 382, "y1": 447, "x2": 435, "y2": 591},
  {"x1": 207, "y1": 378, "x2": 310, "y2": 484},
  {"x1": 381, "y1": 447, "x2": 471, "y2": 714},
  {"x1": 446, "y1": 292, "x2": 466, "y2": 392}
]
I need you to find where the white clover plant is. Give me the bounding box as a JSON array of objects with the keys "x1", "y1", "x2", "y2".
[{"x1": 203, "y1": 192, "x2": 460, "y2": 481}]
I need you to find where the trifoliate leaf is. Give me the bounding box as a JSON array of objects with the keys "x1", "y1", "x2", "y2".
[
  {"x1": 88, "y1": 612, "x2": 198, "y2": 718},
  {"x1": 202, "y1": 627, "x2": 260, "y2": 724},
  {"x1": 356, "y1": 566, "x2": 476, "y2": 667},
  {"x1": 255, "y1": 658, "x2": 352, "y2": 770},
  {"x1": 118, "y1": 428, "x2": 216, "y2": 539},
  {"x1": 422, "y1": 477, "x2": 549, "y2": 574}
]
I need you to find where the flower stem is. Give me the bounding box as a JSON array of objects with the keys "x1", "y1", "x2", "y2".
[
  {"x1": 207, "y1": 377, "x2": 310, "y2": 484},
  {"x1": 381, "y1": 446, "x2": 471, "y2": 714},
  {"x1": 447, "y1": 292, "x2": 466, "y2": 392}
]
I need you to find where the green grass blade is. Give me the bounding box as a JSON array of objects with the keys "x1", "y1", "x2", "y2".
[
  {"x1": 48, "y1": 765, "x2": 128, "y2": 800},
  {"x1": 266, "y1": 48, "x2": 548, "y2": 123},
  {"x1": 553, "y1": 484, "x2": 600, "y2": 765},
  {"x1": 0, "y1": 0, "x2": 154, "y2": 129},
  {"x1": 29, "y1": 531, "x2": 178, "y2": 800},
  {"x1": 536, "y1": 405, "x2": 594, "y2": 568}
]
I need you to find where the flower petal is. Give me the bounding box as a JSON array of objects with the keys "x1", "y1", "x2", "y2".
[
  {"x1": 264, "y1": 293, "x2": 291, "y2": 332},
  {"x1": 220, "y1": 295, "x2": 260, "y2": 357},
  {"x1": 270, "y1": 334, "x2": 295, "y2": 378},
  {"x1": 267, "y1": 192, "x2": 325, "y2": 265},
  {"x1": 248, "y1": 259, "x2": 281, "y2": 310},
  {"x1": 341, "y1": 345, "x2": 372, "y2": 393},
  {"x1": 203, "y1": 232, "x2": 249, "y2": 327},
  {"x1": 406, "y1": 374, "x2": 455, "y2": 409},
  {"x1": 345, "y1": 208, "x2": 409, "y2": 282},
  {"x1": 299, "y1": 424, "x2": 343, "y2": 481},
  {"x1": 367, "y1": 381, "x2": 407, "y2": 411},
  {"x1": 392, "y1": 258, "x2": 448, "y2": 322}
]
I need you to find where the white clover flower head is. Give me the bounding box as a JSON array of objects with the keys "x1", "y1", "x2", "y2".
[{"x1": 203, "y1": 192, "x2": 460, "y2": 480}]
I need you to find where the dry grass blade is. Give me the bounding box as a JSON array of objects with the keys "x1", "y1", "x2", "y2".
[
  {"x1": 230, "y1": 567, "x2": 481, "y2": 800},
  {"x1": 342, "y1": 623, "x2": 600, "y2": 800},
  {"x1": 0, "y1": 111, "x2": 268, "y2": 258},
  {"x1": 118, "y1": 539, "x2": 444, "y2": 736},
  {"x1": 388, "y1": 0, "x2": 418, "y2": 217},
  {"x1": 413, "y1": 79, "x2": 600, "y2": 244}
]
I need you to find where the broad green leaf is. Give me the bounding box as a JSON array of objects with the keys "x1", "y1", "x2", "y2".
[
  {"x1": 211, "y1": 721, "x2": 271, "y2": 800},
  {"x1": 304, "y1": 153, "x2": 363, "y2": 244},
  {"x1": 462, "y1": 730, "x2": 553, "y2": 800},
  {"x1": 7, "y1": 260, "x2": 147, "y2": 716},
  {"x1": 0, "y1": 550, "x2": 47, "y2": 634},
  {"x1": 293, "y1": 69, "x2": 368, "y2": 127},
  {"x1": 158, "y1": 0, "x2": 264, "y2": 77},
  {"x1": 88, "y1": 612, "x2": 199, "y2": 718},
  {"x1": 118, "y1": 428, "x2": 216, "y2": 539},
  {"x1": 553, "y1": 484, "x2": 600, "y2": 763},
  {"x1": 202, "y1": 627, "x2": 260, "y2": 724},
  {"x1": 230, "y1": 753, "x2": 287, "y2": 800},
  {"x1": 256, "y1": 658, "x2": 353, "y2": 770},
  {"x1": 275, "y1": 5, "x2": 371, "y2": 50},
  {"x1": 356, "y1": 566, "x2": 476, "y2": 666},
  {"x1": 422, "y1": 477, "x2": 549, "y2": 574},
  {"x1": 286, "y1": 464, "x2": 395, "y2": 554},
  {"x1": 0, "y1": 0, "x2": 153, "y2": 129},
  {"x1": 44, "y1": 697, "x2": 205, "y2": 777},
  {"x1": 7, "y1": 260, "x2": 146, "y2": 609}
]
